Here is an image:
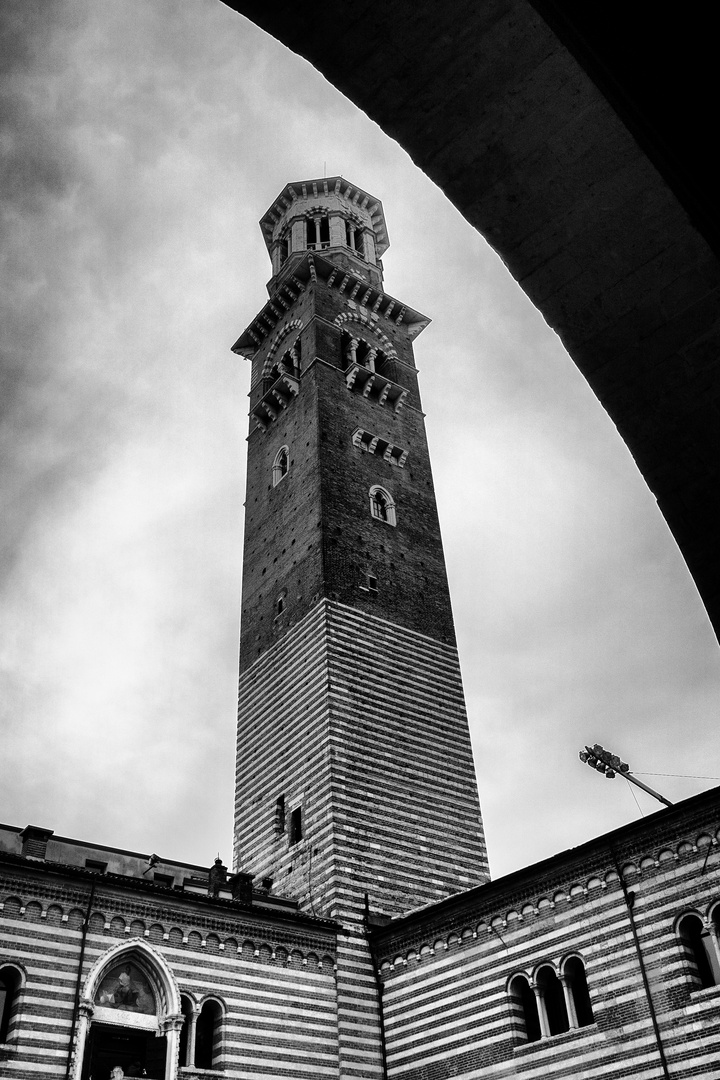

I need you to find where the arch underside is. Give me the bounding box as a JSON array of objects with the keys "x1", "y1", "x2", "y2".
[{"x1": 223, "y1": 0, "x2": 720, "y2": 641}]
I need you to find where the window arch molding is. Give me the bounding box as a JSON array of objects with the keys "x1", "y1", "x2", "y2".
[
  {"x1": 706, "y1": 899, "x2": 720, "y2": 926},
  {"x1": 262, "y1": 319, "x2": 304, "y2": 381},
  {"x1": 333, "y1": 312, "x2": 398, "y2": 361},
  {"x1": 273, "y1": 446, "x2": 290, "y2": 487},
  {"x1": 0, "y1": 961, "x2": 26, "y2": 1044},
  {"x1": 369, "y1": 485, "x2": 396, "y2": 526}
]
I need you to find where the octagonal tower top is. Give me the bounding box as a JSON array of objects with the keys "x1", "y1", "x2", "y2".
[{"x1": 260, "y1": 176, "x2": 389, "y2": 288}]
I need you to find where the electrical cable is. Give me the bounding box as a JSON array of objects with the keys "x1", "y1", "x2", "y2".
[
  {"x1": 625, "y1": 775, "x2": 645, "y2": 817},
  {"x1": 634, "y1": 771, "x2": 720, "y2": 780}
]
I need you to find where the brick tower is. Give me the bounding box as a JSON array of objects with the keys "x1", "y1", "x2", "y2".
[{"x1": 232, "y1": 177, "x2": 489, "y2": 1076}]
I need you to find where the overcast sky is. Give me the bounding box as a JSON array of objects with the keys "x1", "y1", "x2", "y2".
[{"x1": 2, "y1": 0, "x2": 719, "y2": 882}]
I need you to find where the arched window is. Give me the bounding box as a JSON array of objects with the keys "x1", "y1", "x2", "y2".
[
  {"x1": 306, "y1": 215, "x2": 330, "y2": 250},
  {"x1": 369, "y1": 486, "x2": 396, "y2": 526},
  {"x1": 195, "y1": 998, "x2": 223, "y2": 1069},
  {"x1": 508, "y1": 974, "x2": 541, "y2": 1043},
  {"x1": 562, "y1": 956, "x2": 594, "y2": 1027},
  {"x1": 678, "y1": 912, "x2": 720, "y2": 989},
  {"x1": 536, "y1": 966, "x2": 569, "y2": 1036},
  {"x1": 0, "y1": 965, "x2": 23, "y2": 1043},
  {"x1": 264, "y1": 344, "x2": 300, "y2": 392},
  {"x1": 179, "y1": 994, "x2": 195, "y2": 1067},
  {"x1": 273, "y1": 446, "x2": 289, "y2": 486},
  {"x1": 345, "y1": 220, "x2": 365, "y2": 256}
]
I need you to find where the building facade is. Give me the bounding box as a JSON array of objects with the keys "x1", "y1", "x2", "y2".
[{"x1": 2, "y1": 178, "x2": 720, "y2": 1079}]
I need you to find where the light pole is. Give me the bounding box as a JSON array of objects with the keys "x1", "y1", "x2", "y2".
[{"x1": 578, "y1": 743, "x2": 673, "y2": 808}]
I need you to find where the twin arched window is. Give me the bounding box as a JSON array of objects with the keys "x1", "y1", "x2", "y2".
[
  {"x1": 273, "y1": 446, "x2": 289, "y2": 486},
  {"x1": 369, "y1": 486, "x2": 396, "y2": 526},
  {"x1": 509, "y1": 957, "x2": 594, "y2": 1043},
  {"x1": 179, "y1": 994, "x2": 224, "y2": 1069}
]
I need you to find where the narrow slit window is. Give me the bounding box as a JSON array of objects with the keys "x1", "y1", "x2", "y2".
[
  {"x1": 289, "y1": 806, "x2": 303, "y2": 845},
  {"x1": 275, "y1": 795, "x2": 286, "y2": 834}
]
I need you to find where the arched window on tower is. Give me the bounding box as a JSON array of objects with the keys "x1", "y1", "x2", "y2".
[
  {"x1": 306, "y1": 215, "x2": 330, "y2": 250},
  {"x1": 0, "y1": 965, "x2": 23, "y2": 1044},
  {"x1": 345, "y1": 220, "x2": 365, "y2": 257},
  {"x1": 369, "y1": 486, "x2": 396, "y2": 526},
  {"x1": 678, "y1": 912, "x2": 720, "y2": 989},
  {"x1": 264, "y1": 343, "x2": 300, "y2": 392},
  {"x1": 273, "y1": 446, "x2": 289, "y2": 487},
  {"x1": 508, "y1": 973, "x2": 541, "y2": 1044},
  {"x1": 195, "y1": 998, "x2": 223, "y2": 1069}
]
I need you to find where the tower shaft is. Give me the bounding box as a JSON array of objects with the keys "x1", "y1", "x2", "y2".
[{"x1": 232, "y1": 177, "x2": 488, "y2": 1076}]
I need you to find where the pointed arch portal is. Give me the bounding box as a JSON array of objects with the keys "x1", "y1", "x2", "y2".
[
  {"x1": 73, "y1": 940, "x2": 183, "y2": 1080},
  {"x1": 222, "y1": 0, "x2": 720, "y2": 642}
]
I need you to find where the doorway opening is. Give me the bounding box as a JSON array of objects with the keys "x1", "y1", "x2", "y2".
[{"x1": 81, "y1": 1022, "x2": 167, "y2": 1080}]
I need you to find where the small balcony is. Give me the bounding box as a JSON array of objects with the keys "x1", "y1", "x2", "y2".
[
  {"x1": 345, "y1": 363, "x2": 408, "y2": 413},
  {"x1": 252, "y1": 372, "x2": 300, "y2": 430}
]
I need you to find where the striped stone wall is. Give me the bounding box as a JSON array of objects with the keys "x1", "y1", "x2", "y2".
[
  {"x1": 235, "y1": 598, "x2": 489, "y2": 1078},
  {"x1": 0, "y1": 865, "x2": 338, "y2": 1078},
  {"x1": 372, "y1": 790, "x2": 720, "y2": 1079},
  {"x1": 235, "y1": 599, "x2": 488, "y2": 924}
]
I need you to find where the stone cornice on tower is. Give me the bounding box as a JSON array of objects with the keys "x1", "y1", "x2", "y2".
[{"x1": 231, "y1": 251, "x2": 430, "y2": 358}]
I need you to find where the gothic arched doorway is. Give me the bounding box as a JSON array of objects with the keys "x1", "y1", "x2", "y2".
[{"x1": 73, "y1": 941, "x2": 183, "y2": 1080}]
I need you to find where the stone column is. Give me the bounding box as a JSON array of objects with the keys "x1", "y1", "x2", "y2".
[
  {"x1": 532, "y1": 984, "x2": 550, "y2": 1039},
  {"x1": 161, "y1": 1013, "x2": 186, "y2": 1080},
  {"x1": 560, "y1": 973, "x2": 578, "y2": 1029},
  {"x1": 71, "y1": 1001, "x2": 95, "y2": 1080}
]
